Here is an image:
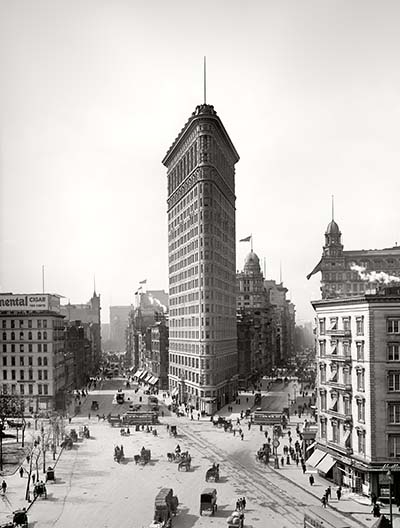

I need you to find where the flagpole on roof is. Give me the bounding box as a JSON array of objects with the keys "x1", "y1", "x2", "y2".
[{"x1": 251, "y1": 234, "x2": 253, "y2": 252}]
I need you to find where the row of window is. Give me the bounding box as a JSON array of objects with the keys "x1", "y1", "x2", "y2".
[
  {"x1": 2, "y1": 319, "x2": 48, "y2": 329},
  {"x1": 319, "y1": 341, "x2": 400, "y2": 361},
  {"x1": 2, "y1": 369, "x2": 48, "y2": 380},
  {"x1": 2, "y1": 356, "x2": 48, "y2": 366},
  {"x1": 2, "y1": 343, "x2": 49, "y2": 353},
  {"x1": 319, "y1": 316, "x2": 400, "y2": 335},
  {"x1": 2, "y1": 331, "x2": 49, "y2": 341},
  {"x1": 2, "y1": 384, "x2": 49, "y2": 395}
]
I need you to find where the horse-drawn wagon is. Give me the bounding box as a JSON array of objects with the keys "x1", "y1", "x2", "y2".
[
  {"x1": 200, "y1": 488, "x2": 217, "y2": 516},
  {"x1": 61, "y1": 436, "x2": 73, "y2": 450},
  {"x1": 177, "y1": 452, "x2": 191, "y2": 471},
  {"x1": 169, "y1": 425, "x2": 177, "y2": 438},
  {"x1": 149, "y1": 488, "x2": 178, "y2": 528},
  {"x1": 114, "y1": 445, "x2": 124, "y2": 463},
  {"x1": 135, "y1": 447, "x2": 151, "y2": 465},
  {"x1": 12, "y1": 508, "x2": 28, "y2": 527},
  {"x1": 33, "y1": 481, "x2": 47, "y2": 499},
  {"x1": 205, "y1": 463, "x2": 219, "y2": 482},
  {"x1": 69, "y1": 429, "x2": 78, "y2": 442},
  {"x1": 227, "y1": 511, "x2": 244, "y2": 528}
]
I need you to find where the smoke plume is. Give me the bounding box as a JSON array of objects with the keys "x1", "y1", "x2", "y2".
[{"x1": 351, "y1": 264, "x2": 400, "y2": 284}]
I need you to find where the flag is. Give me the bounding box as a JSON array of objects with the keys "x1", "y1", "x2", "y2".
[
  {"x1": 139, "y1": 279, "x2": 147, "y2": 284},
  {"x1": 239, "y1": 235, "x2": 252, "y2": 242}
]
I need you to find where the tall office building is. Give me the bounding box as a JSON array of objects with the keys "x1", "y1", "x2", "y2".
[{"x1": 163, "y1": 103, "x2": 240, "y2": 414}]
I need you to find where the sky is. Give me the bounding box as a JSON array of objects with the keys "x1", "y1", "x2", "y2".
[{"x1": 1, "y1": 0, "x2": 400, "y2": 324}]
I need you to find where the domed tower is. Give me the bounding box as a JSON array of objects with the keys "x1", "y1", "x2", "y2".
[
  {"x1": 244, "y1": 250, "x2": 262, "y2": 275},
  {"x1": 237, "y1": 249, "x2": 266, "y2": 308},
  {"x1": 323, "y1": 219, "x2": 343, "y2": 257}
]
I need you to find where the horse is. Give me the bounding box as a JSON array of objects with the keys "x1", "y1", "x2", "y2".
[{"x1": 167, "y1": 452, "x2": 176, "y2": 462}]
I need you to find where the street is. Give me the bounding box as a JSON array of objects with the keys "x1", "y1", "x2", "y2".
[{"x1": 0, "y1": 380, "x2": 397, "y2": 528}]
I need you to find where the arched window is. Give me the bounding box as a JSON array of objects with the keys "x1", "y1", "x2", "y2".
[{"x1": 19, "y1": 332, "x2": 24, "y2": 340}]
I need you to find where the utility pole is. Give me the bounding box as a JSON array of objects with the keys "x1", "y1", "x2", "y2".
[
  {"x1": 387, "y1": 470, "x2": 393, "y2": 528},
  {"x1": 41, "y1": 425, "x2": 46, "y2": 474}
]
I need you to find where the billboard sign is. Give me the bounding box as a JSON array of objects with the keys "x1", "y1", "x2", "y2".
[{"x1": 0, "y1": 294, "x2": 60, "y2": 313}]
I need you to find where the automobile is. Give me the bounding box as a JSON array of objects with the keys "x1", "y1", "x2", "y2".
[{"x1": 129, "y1": 404, "x2": 141, "y2": 411}]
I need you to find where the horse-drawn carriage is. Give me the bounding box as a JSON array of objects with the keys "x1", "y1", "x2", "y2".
[
  {"x1": 177, "y1": 452, "x2": 191, "y2": 471},
  {"x1": 10, "y1": 508, "x2": 28, "y2": 527},
  {"x1": 61, "y1": 436, "x2": 73, "y2": 450},
  {"x1": 149, "y1": 488, "x2": 178, "y2": 528},
  {"x1": 69, "y1": 429, "x2": 78, "y2": 442},
  {"x1": 205, "y1": 463, "x2": 219, "y2": 482},
  {"x1": 169, "y1": 425, "x2": 177, "y2": 438},
  {"x1": 120, "y1": 427, "x2": 130, "y2": 436},
  {"x1": 227, "y1": 511, "x2": 244, "y2": 528},
  {"x1": 114, "y1": 445, "x2": 124, "y2": 463},
  {"x1": 135, "y1": 447, "x2": 151, "y2": 465},
  {"x1": 200, "y1": 488, "x2": 217, "y2": 516},
  {"x1": 33, "y1": 481, "x2": 47, "y2": 499}
]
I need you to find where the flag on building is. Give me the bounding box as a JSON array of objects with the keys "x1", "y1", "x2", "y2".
[
  {"x1": 139, "y1": 279, "x2": 147, "y2": 284},
  {"x1": 239, "y1": 235, "x2": 252, "y2": 242}
]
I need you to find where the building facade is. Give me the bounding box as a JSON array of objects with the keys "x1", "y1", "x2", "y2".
[
  {"x1": 307, "y1": 218, "x2": 400, "y2": 299},
  {"x1": 163, "y1": 103, "x2": 240, "y2": 414},
  {"x1": 312, "y1": 287, "x2": 400, "y2": 499},
  {"x1": 0, "y1": 293, "x2": 65, "y2": 414}
]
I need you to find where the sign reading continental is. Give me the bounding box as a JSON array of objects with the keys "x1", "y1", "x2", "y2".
[{"x1": 0, "y1": 294, "x2": 60, "y2": 312}]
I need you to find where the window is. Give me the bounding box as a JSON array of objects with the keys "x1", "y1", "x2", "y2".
[
  {"x1": 357, "y1": 399, "x2": 365, "y2": 422},
  {"x1": 43, "y1": 385, "x2": 48, "y2": 395},
  {"x1": 10, "y1": 320, "x2": 15, "y2": 329},
  {"x1": 356, "y1": 342, "x2": 364, "y2": 361},
  {"x1": 20, "y1": 385, "x2": 24, "y2": 395},
  {"x1": 388, "y1": 372, "x2": 400, "y2": 392},
  {"x1": 19, "y1": 320, "x2": 23, "y2": 328},
  {"x1": 38, "y1": 384, "x2": 42, "y2": 395},
  {"x1": 1, "y1": 320, "x2": 6, "y2": 329},
  {"x1": 2, "y1": 357, "x2": 6, "y2": 366},
  {"x1": 321, "y1": 419, "x2": 327, "y2": 438},
  {"x1": 19, "y1": 370, "x2": 24, "y2": 380},
  {"x1": 388, "y1": 319, "x2": 400, "y2": 334},
  {"x1": 343, "y1": 317, "x2": 351, "y2": 331},
  {"x1": 11, "y1": 370, "x2": 16, "y2": 380},
  {"x1": 388, "y1": 344, "x2": 400, "y2": 361},
  {"x1": 37, "y1": 332, "x2": 41, "y2": 340},
  {"x1": 28, "y1": 344, "x2": 32, "y2": 352},
  {"x1": 43, "y1": 370, "x2": 48, "y2": 380},
  {"x1": 20, "y1": 344, "x2": 24, "y2": 353},
  {"x1": 28, "y1": 357, "x2": 33, "y2": 366},
  {"x1": 28, "y1": 320, "x2": 32, "y2": 329},
  {"x1": 28, "y1": 332, "x2": 32, "y2": 341},
  {"x1": 11, "y1": 344, "x2": 15, "y2": 353},
  {"x1": 319, "y1": 341, "x2": 326, "y2": 356},
  {"x1": 332, "y1": 420, "x2": 339, "y2": 443},
  {"x1": 320, "y1": 391, "x2": 327, "y2": 411},
  {"x1": 358, "y1": 431, "x2": 366, "y2": 454},
  {"x1": 2, "y1": 371, "x2": 7, "y2": 380},
  {"x1": 11, "y1": 357, "x2": 15, "y2": 367},
  {"x1": 388, "y1": 435, "x2": 400, "y2": 457},
  {"x1": 329, "y1": 317, "x2": 338, "y2": 331},
  {"x1": 43, "y1": 357, "x2": 48, "y2": 366},
  {"x1": 11, "y1": 332, "x2": 15, "y2": 341},
  {"x1": 356, "y1": 317, "x2": 364, "y2": 336},
  {"x1": 28, "y1": 370, "x2": 33, "y2": 380},
  {"x1": 43, "y1": 331, "x2": 47, "y2": 340},
  {"x1": 43, "y1": 344, "x2": 47, "y2": 353},
  {"x1": 38, "y1": 370, "x2": 42, "y2": 380},
  {"x1": 2, "y1": 345, "x2": 5, "y2": 353},
  {"x1": 19, "y1": 332, "x2": 24, "y2": 340},
  {"x1": 357, "y1": 369, "x2": 365, "y2": 391},
  {"x1": 38, "y1": 344, "x2": 42, "y2": 352},
  {"x1": 19, "y1": 357, "x2": 24, "y2": 366},
  {"x1": 2, "y1": 332, "x2": 6, "y2": 341},
  {"x1": 388, "y1": 403, "x2": 400, "y2": 424},
  {"x1": 320, "y1": 364, "x2": 326, "y2": 384},
  {"x1": 38, "y1": 357, "x2": 42, "y2": 367},
  {"x1": 37, "y1": 320, "x2": 42, "y2": 329},
  {"x1": 28, "y1": 384, "x2": 33, "y2": 395},
  {"x1": 319, "y1": 318, "x2": 326, "y2": 335},
  {"x1": 330, "y1": 340, "x2": 338, "y2": 355},
  {"x1": 43, "y1": 320, "x2": 47, "y2": 328},
  {"x1": 344, "y1": 397, "x2": 352, "y2": 415}
]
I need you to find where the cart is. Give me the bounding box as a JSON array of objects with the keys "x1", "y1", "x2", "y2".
[{"x1": 200, "y1": 488, "x2": 217, "y2": 516}]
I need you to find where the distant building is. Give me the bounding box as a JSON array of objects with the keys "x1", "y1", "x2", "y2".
[
  {"x1": 312, "y1": 286, "x2": 400, "y2": 498},
  {"x1": 109, "y1": 306, "x2": 132, "y2": 352},
  {"x1": 0, "y1": 293, "x2": 65, "y2": 413},
  {"x1": 164, "y1": 103, "x2": 240, "y2": 414},
  {"x1": 60, "y1": 291, "x2": 101, "y2": 372},
  {"x1": 307, "y1": 217, "x2": 400, "y2": 298}
]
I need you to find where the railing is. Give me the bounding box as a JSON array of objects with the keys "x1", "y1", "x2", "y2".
[{"x1": 325, "y1": 329, "x2": 352, "y2": 337}]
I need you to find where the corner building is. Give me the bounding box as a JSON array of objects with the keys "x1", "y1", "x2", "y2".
[{"x1": 163, "y1": 104, "x2": 239, "y2": 415}]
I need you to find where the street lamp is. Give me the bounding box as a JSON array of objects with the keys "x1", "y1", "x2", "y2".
[{"x1": 387, "y1": 470, "x2": 393, "y2": 528}]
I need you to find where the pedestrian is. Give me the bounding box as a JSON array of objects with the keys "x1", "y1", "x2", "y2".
[
  {"x1": 32, "y1": 474, "x2": 36, "y2": 484},
  {"x1": 281, "y1": 456, "x2": 284, "y2": 466},
  {"x1": 88, "y1": 412, "x2": 91, "y2": 420},
  {"x1": 286, "y1": 455, "x2": 290, "y2": 465},
  {"x1": 19, "y1": 467, "x2": 24, "y2": 478},
  {"x1": 240, "y1": 432, "x2": 244, "y2": 441},
  {"x1": 26, "y1": 455, "x2": 30, "y2": 464},
  {"x1": 166, "y1": 424, "x2": 170, "y2": 432},
  {"x1": 372, "y1": 503, "x2": 381, "y2": 517},
  {"x1": 236, "y1": 499, "x2": 240, "y2": 511},
  {"x1": 371, "y1": 491, "x2": 377, "y2": 505},
  {"x1": 68, "y1": 416, "x2": 72, "y2": 424},
  {"x1": 326, "y1": 486, "x2": 331, "y2": 501},
  {"x1": 197, "y1": 412, "x2": 200, "y2": 420},
  {"x1": 336, "y1": 486, "x2": 342, "y2": 501},
  {"x1": 309, "y1": 474, "x2": 314, "y2": 486},
  {"x1": 321, "y1": 495, "x2": 327, "y2": 508},
  {"x1": 242, "y1": 497, "x2": 246, "y2": 510},
  {"x1": 1, "y1": 480, "x2": 7, "y2": 494},
  {"x1": 248, "y1": 422, "x2": 251, "y2": 431}
]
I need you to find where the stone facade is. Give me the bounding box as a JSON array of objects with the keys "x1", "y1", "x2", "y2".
[
  {"x1": 312, "y1": 287, "x2": 400, "y2": 499},
  {"x1": 163, "y1": 103, "x2": 239, "y2": 414}
]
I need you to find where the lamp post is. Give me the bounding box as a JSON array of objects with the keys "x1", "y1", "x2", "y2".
[
  {"x1": 387, "y1": 470, "x2": 393, "y2": 528},
  {"x1": 41, "y1": 425, "x2": 46, "y2": 474}
]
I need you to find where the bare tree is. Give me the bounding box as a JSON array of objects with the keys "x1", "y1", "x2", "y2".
[{"x1": 0, "y1": 394, "x2": 27, "y2": 470}]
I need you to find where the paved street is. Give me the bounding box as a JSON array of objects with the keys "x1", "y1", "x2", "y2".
[{"x1": 0, "y1": 382, "x2": 399, "y2": 527}]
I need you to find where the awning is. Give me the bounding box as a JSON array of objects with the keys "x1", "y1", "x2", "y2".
[
  {"x1": 306, "y1": 441, "x2": 317, "y2": 452},
  {"x1": 134, "y1": 369, "x2": 144, "y2": 378},
  {"x1": 316, "y1": 454, "x2": 336, "y2": 474},
  {"x1": 138, "y1": 370, "x2": 148, "y2": 380},
  {"x1": 143, "y1": 372, "x2": 152, "y2": 382},
  {"x1": 307, "y1": 448, "x2": 327, "y2": 467},
  {"x1": 148, "y1": 376, "x2": 159, "y2": 385}
]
